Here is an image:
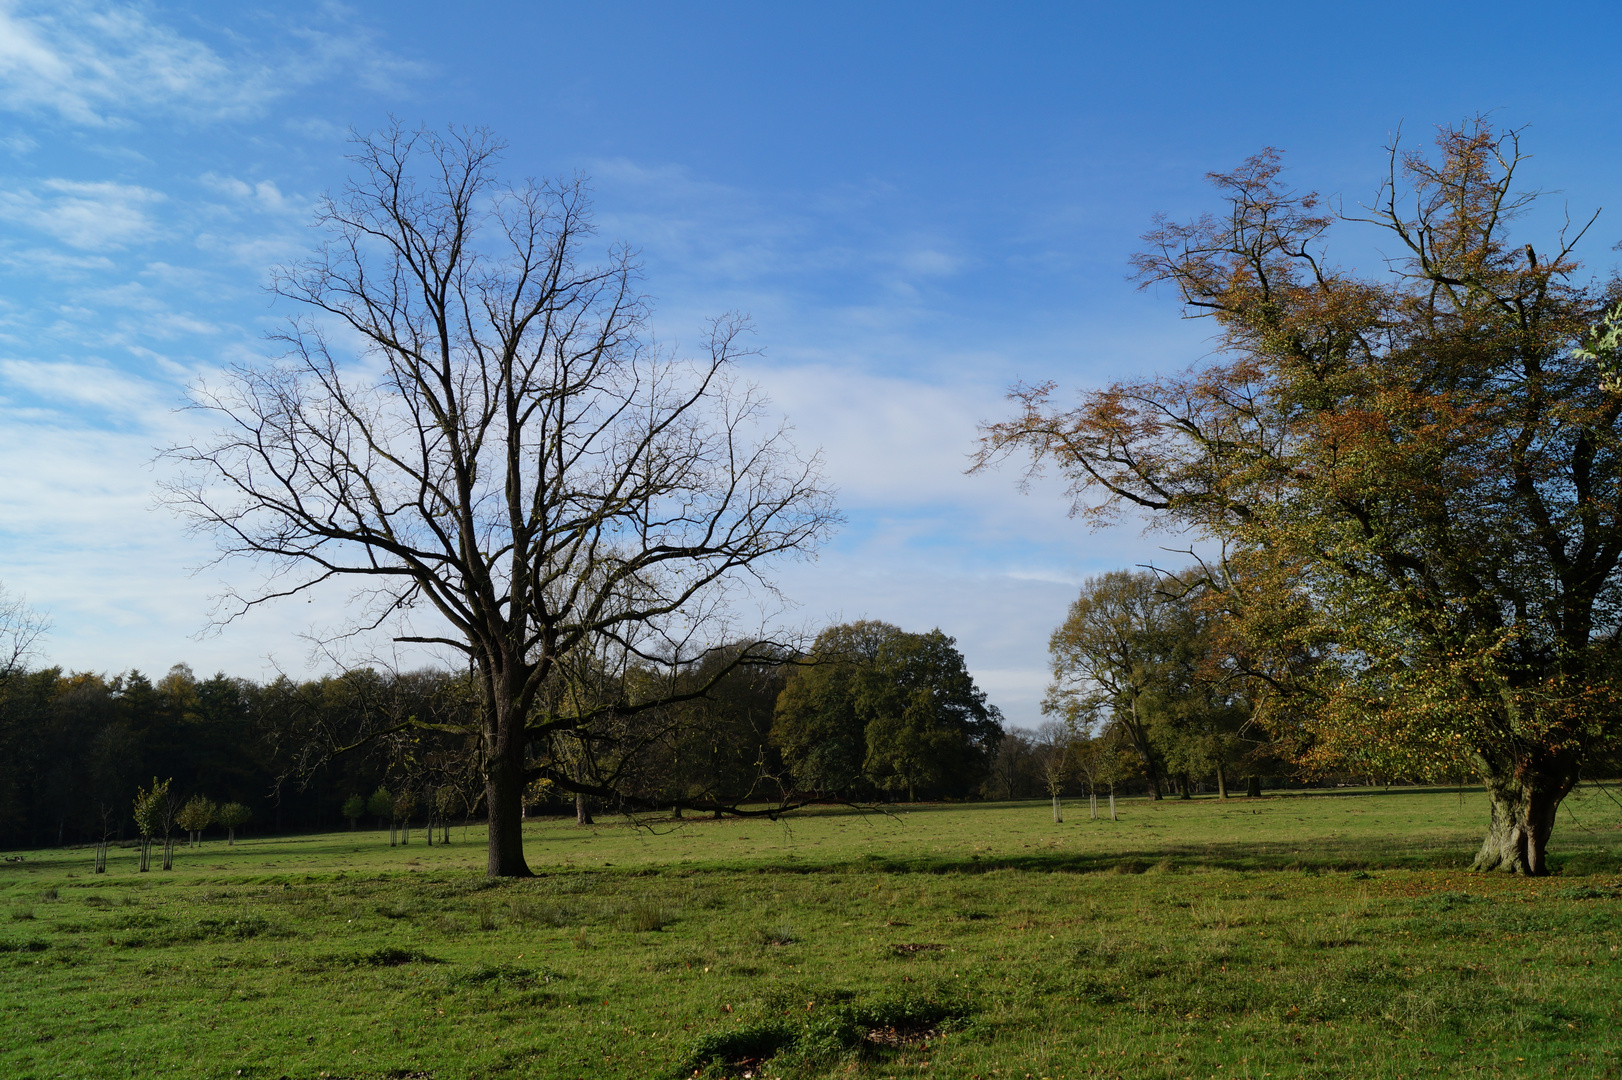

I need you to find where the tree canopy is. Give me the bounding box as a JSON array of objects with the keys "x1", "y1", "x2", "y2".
[
  {"x1": 979, "y1": 120, "x2": 1622, "y2": 873},
  {"x1": 774, "y1": 621, "x2": 1003, "y2": 800}
]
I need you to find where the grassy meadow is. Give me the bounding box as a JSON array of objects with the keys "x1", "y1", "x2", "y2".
[{"x1": 4, "y1": 786, "x2": 1622, "y2": 1079}]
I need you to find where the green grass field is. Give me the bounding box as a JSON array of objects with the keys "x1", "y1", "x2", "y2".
[{"x1": 4, "y1": 786, "x2": 1622, "y2": 1079}]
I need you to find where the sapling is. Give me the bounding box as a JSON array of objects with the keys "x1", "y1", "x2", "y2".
[
  {"x1": 176, "y1": 795, "x2": 216, "y2": 848},
  {"x1": 394, "y1": 791, "x2": 417, "y2": 846},
  {"x1": 131, "y1": 778, "x2": 172, "y2": 872},
  {"x1": 341, "y1": 794, "x2": 365, "y2": 831},
  {"x1": 217, "y1": 802, "x2": 251, "y2": 845},
  {"x1": 366, "y1": 786, "x2": 392, "y2": 834}
]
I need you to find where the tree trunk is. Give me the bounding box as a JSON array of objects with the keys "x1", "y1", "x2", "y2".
[
  {"x1": 1051, "y1": 794, "x2": 1061, "y2": 823},
  {"x1": 1246, "y1": 775, "x2": 1262, "y2": 798},
  {"x1": 481, "y1": 671, "x2": 534, "y2": 877},
  {"x1": 227, "y1": 827, "x2": 235, "y2": 845},
  {"x1": 575, "y1": 793, "x2": 594, "y2": 826},
  {"x1": 1177, "y1": 773, "x2": 1192, "y2": 800},
  {"x1": 1109, "y1": 785, "x2": 1117, "y2": 821},
  {"x1": 672, "y1": 804, "x2": 683, "y2": 819},
  {"x1": 1089, "y1": 793, "x2": 1097, "y2": 820},
  {"x1": 1215, "y1": 765, "x2": 1228, "y2": 800},
  {"x1": 1126, "y1": 695, "x2": 1165, "y2": 800},
  {"x1": 1471, "y1": 761, "x2": 1577, "y2": 875}
]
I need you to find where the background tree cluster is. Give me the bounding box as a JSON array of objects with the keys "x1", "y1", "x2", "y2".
[
  {"x1": 1041, "y1": 568, "x2": 1288, "y2": 801},
  {"x1": 772, "y1": 621, "x2": 1004, "y2": 802},
  {"x1": 0, "y1": 663, "x2": 476, "y2": 850},
  {"x1": 0, "y1": 620, "x2": 1004, "y2": 850}
]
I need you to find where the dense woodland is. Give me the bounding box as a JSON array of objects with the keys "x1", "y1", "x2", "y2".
[{"x1": 0, "y1": 598, "x2": 1317, "y2": 851}]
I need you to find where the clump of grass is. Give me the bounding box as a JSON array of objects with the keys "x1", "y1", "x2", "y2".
[
  {"x1": 0, "y1": 939, "x2": 49, "y2": 953},
  {"x1": 627, "y1": 902, "x2": 667, "y2": 932},
  {"x1": 1419, "y1": 891, "x2": 1486, "y2": 913},
  {"x1": 10, "y1": 907, "x2": 35, "y2": 921},
  {"x1": 1556, "y1": 885, "x2": 1618, "y2": 900},
  {"x1": 39, "y1": 887, "x2": 58, "y2": 901},
  {"x1": 507, "y1": 896, "x2": 534, "y2": 928},
  {"x1": 350, "y1": 946, "x2": 442, "y2": 967},
  {"x1": 474, "y1": 900, "x2": 497, "y2": 931},
  {"x1": 81, "y1": 895, "x2": 112, "y2": 908},
  {"x1": 539, "y1": 903, "x2": 575, "y2": 928},
  {"x1": 682, "y1": 994, "x2": 972, "y2": 1072},
  {"x1": 757, "y1": 923, "x2": 795, "y2": 946},
  {"x1": 681, "y1": 1021, "x2": 796, "y2": 1075},
  {"x1": 183, "y1": 914, "x2": 281, "y2": 941},
  {"x1": 450, "y1": 964, "x2": 560, "y2": 989}
]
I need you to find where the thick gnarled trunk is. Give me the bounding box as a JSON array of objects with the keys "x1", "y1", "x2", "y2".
[
  {"x1": 484, "y1": 687, "x2": 533, "y2": 878},
  {"x1": 1471, "y1": 759, "x2": 1578, "y2": 876}
]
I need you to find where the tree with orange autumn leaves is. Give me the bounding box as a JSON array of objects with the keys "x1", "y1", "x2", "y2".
[{"x1": 978, "y1": 121, "x2": 1622, "y2": 875}]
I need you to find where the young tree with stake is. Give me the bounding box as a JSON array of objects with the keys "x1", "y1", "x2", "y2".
[
  {"x1": 342, "y1": 794, "x2": 365, "y2": 831},
  {"x1": 217, "y1": 802, "x2": 250, "y2": 845},
  {"x1": 176, "y1": 795, "x2": 215, "y2": 848}
]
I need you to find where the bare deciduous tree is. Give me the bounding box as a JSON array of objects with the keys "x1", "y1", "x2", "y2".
[
  {"x1": 0, "y1": 583, "x2": 47, "y2": 687},
  {"x1": 163, "y1": 125, "x2": 837, "y2": 876}
]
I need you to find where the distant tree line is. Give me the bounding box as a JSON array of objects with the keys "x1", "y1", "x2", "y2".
[
  {"x1": 0, "y1": 622, "x2": 1010, "y2": 850},
  {"x1": 0, "y1": 663, "x2": 479, "y2": 850}
]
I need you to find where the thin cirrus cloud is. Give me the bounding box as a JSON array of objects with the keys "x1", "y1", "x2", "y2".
[
  {"x1": 0, "y1": 1, "x2": 425, "y2": 127},
  {"x1": 0, "y1": 2, "x2": 253, "y2": 125},
  {"x1": 0, "y1": 179, "x2": 165, "y2": 250}
]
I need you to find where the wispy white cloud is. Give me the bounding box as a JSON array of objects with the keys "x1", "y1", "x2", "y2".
[
  {"x1": 0, "y1": 2, "x2": 426, "y2": 127},
  {"x1": 199, "y1": 173, "x2": 300, "y2": 215},
  {"x1": 0, "y1": 2, "x2": 246, "y2": 125},
  {"x1": 0, "y1": 356, "x2": 165, "y2": 414},
  {"x1": 0, "y1": 178, "x2": 164, "y2": 249}
]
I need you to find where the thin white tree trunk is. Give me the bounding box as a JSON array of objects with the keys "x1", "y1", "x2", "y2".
[{"x1": 1090, "y1": 794, "x2": 1097, "y2": 820}]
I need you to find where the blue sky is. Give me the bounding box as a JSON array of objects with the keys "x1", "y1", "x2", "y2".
[{"x1": 2, "y1": 1, "x2": 1620, "y2": 727}]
